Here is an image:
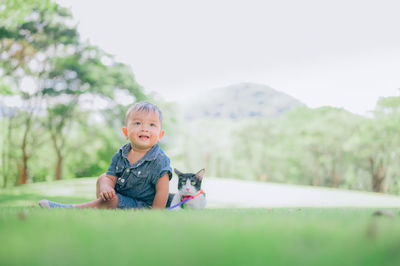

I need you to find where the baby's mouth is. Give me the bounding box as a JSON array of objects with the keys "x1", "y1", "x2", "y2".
[{"x1": 139, "y1": 135, "x2": 150, "y2": 141}]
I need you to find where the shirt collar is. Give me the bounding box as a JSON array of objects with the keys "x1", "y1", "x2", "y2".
[{"x1": 121, "y1": 143, "x2": 160, "y2": 162}]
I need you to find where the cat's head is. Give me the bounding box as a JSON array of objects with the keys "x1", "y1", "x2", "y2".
[{"x1": 174, "y1": 168, "x2": 205, "y2": 196}]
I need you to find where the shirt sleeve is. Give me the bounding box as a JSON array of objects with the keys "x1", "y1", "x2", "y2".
[
  {"x1": 106, "y1": 152, "x2": 119, "y2": 177},
  {"x1": 153, "y1": 154, "x2": 172, "y2": 185}
]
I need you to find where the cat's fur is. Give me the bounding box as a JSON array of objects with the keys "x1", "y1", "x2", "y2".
[{"x1": 170, "y1": 168, "x2": 206, "y2": 210}]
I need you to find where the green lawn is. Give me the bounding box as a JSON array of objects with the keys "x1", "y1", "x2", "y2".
[{"x1": 1, "y1": 179, "x2": 400, "y2": 266}]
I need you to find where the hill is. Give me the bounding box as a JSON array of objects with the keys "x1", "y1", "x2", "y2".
[{"x1": 182, "y1": 82, "x2": 304, "y2": 120}]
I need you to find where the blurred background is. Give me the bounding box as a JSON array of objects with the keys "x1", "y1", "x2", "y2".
[{"x1": 1, "y1": 0, "x2": 400, "y2": 194}]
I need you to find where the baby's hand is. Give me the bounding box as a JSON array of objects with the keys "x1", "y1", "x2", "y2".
[{"x1": 99, "y1": 187, "x2": 116, "y2": 201}]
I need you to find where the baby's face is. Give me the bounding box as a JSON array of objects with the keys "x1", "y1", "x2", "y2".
[{"x1": 123, "y1": 110, "x2": 164, "y2": 152}]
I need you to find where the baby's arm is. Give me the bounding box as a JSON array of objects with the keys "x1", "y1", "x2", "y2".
[
  {"x1": 152, "y1": 173, "x2": 169, "y2": 209},
  {"x1": 97, "y1": 174, "x2": 117, "y2": 201}
]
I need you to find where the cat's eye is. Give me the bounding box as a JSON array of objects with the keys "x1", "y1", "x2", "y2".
[{"x1": 191, "y1": 180, "x2": 196, "y2": 185}]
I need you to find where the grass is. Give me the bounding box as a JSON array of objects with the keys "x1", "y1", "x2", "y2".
[{"x1": 1, "y1": 178, "x2": 400, "y2": 266}]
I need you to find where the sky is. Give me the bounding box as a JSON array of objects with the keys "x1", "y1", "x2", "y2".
[{"x1": 55, "y1": 0, "x2": 400, "y2": 115}]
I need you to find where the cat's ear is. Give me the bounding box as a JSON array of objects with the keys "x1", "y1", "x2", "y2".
[
  {"x1": 195, "y1": 169, "x2": 205, "y2": 180},
  {"x1": 174, "y1": 168, "x2": 183, "y2": 176}
]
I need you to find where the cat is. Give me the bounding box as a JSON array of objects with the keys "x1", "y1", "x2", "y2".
[{"x1": 169, "y1": 168, "x2": 206, "y2": 210}]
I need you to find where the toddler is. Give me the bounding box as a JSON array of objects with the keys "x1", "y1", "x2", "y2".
[{"x1": 39, "y1": 101, "x2": 172, "y2": 209}]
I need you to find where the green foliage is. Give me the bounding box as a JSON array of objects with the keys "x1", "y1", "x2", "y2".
[
  {"x1": 171, "y1": 99, "x2": 400, "y2": 194},
  {"x1": 0, "y1": 0, "x2": 57, "y2": 29},
  {"x1": 376, "y1": 94, "x2": 400, "y2": 114},
  {"x1": 63, "y1": 122, "x2": 125, "y2": 179},
  {"x1": 0, "y1": 80, "x2": 13, "y2": 95},
  {"x1": 0, "y1": 0, "x2": 149, "y2": 185}
]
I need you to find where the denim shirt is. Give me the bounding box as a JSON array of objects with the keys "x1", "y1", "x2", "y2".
[{"x1": 106, "y1": 143, "x2": 172, "y2": 207}]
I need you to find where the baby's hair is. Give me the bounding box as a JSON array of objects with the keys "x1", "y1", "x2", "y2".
[{"x1": 125, "y1": 101, "x2": 163, "y2": 126}]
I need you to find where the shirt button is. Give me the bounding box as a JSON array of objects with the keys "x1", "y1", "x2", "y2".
[
  {"x1": 138, "y1": 171, "x2": 141, "y2": 175},
  {"x1": 126, "y1": 169, "x2": 130, "y2": 173},
  {"x1": 121, "y1": 179, "x2": 125, "y2": 183}
]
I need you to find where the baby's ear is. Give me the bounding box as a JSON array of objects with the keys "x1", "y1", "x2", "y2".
[
  {"x1": 158, "y1": 129, "x2": 165, "y2": 140},
  {"x1": 122, "y1": 127, "x2": 128, "y2": 139},
  {"x1": 195, "y1": 169, "x2": 205, "y2": 180},
  {"x1": 174, "y1": 168, "x2": 183, "y2": 176}
]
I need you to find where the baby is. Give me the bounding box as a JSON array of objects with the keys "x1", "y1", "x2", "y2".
[{"x1": 39, "y1": 101, "x2": 172, "y2": 209}]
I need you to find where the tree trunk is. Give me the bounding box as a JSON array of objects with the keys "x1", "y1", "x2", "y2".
[
  {"x1": 312, "y1": 160, "x2": 320, "y2": 186},
  {"x1": 1, "y1": 151, "x2": 6, "y2": 188},
  {"x1": 18, "y1": 152, "x2": 28, "y2": 185},
  {"x1": 18, "y1": 122, "x2": 30, "y2": 185},
  {"x1": 2, "y1": 149, "x2": 8, "y2": 188},
  {"x1": 17, "y1": 112, "x2": 33, "y2": 185},
  {"x1": 55, "y1": 153, "x2": 63, "y2": 180},
  {"x1": 330, "y1": 160, "x2": 340, "y2": 188},
  {"x1": 52, "y1": 133, "x2": 64, "y2": 180},
  {"x1": 370, "y1": 157, "x2": 386, "y2": 193},
  {"x1": 1, "y1": 117, "x2": 12, "y2": 188}
]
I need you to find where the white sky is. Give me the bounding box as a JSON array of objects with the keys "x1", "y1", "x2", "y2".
[{"x1": 55, "y1": 0, "x2": 400, "y2": 115}]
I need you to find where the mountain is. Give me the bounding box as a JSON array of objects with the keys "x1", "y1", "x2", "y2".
[{"x1": 182, "y1": 83, "x2": 305, "y2": 120}]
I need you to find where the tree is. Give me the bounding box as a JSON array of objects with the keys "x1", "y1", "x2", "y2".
[
  {"x1": 1, "y1": 0, "x2": 147, "y2": 184},
  {"x1": 0, "y1": 0, "x2": 79, "y2": 184},
  {"x1": 42, "y1": 46, "x2": 147, "y2": 180},
  {"x1": 366, "y1": 94, "x2": 400, "y2": 192}
]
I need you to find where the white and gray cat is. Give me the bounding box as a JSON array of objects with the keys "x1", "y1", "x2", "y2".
[{"x1": 170, "y1": 168, "x2": 206, "y2": 210}]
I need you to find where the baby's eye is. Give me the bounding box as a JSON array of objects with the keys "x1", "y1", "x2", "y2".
[
  {"x1": 190, "y1": 180, "x2": 196, "y2": 185},
  {"x1": 150, "y1": 123, "x2": 156, "y2": 127},
  {"x1": 134, "y1": 122, "x2": 141, "y2": 126}
]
